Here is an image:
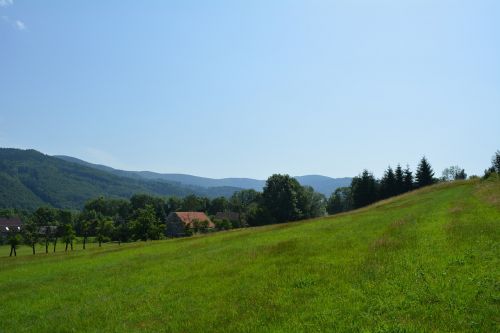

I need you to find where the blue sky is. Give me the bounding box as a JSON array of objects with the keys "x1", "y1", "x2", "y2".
[{"x1": 1, "y1": 0, "x2": 499, "y2": 179}]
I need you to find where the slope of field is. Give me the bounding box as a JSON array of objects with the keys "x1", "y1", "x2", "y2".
[{"x1": 0, "y1": 178, "x2": 499, "y2": 332}]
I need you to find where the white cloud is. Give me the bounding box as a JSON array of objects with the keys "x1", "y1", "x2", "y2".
[
  {"x1": 1, "y1": 15, "x2": 27, "y2": 31},
  {"x1": 1, "y1": 1, "x2": 27, "y2": 31},
  {"x1": 14, "y1": 19, "x2": 25, "y2": 30},
  {"x1": 0, "y1": 0, "x2": 13, "y2": 8}
]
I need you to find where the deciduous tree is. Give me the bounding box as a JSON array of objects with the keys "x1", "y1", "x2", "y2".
[
  {"x1": 262, "y1": 174, "x2": 303, "y2": 223},
  {"x1": 351, "y1": 170, "x2": 378, "y2": 208},
  {"x1": 22, "y1": 219, "x2": 39, "y2": 255}
]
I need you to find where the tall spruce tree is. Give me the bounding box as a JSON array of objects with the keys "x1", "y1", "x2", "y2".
[
  {"x1": 395, "y1": 164, "x2": 404, "y2": 195},
  {"x1": 416, "y1": 156, "x2": 435, "y2": 187},
  {"x1": 403, "y1": 165, "x2": 413, "y2": 192},
  {"x1": 380, "y1": 166, "x2": 396, "y2": 199},
  {"x1": 493, "y1": 150, "x2": 500, "y2": 173}
]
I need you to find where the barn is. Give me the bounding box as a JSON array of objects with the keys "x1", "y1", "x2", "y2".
[
  {"x1": 165, "y1": 212, "x2": 213, "y2": 237},
  {"x1": 0, "y1": 217, "x2": 23, "y2": 234}
]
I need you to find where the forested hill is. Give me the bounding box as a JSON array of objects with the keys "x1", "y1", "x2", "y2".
[
  {"x1": 0, "y1": 148, "x2": 241, "y2": 210},
  {"x1": 55, "y1": 155, "x2": 352, "y2": 195}
]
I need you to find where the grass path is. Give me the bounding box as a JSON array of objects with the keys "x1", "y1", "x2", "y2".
[{"x1": 0, "y1": 179, "x2": 499, "y2": 332}]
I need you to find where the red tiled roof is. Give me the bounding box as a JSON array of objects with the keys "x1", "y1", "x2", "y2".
[
  {"x1": 172, "y1": 212, "x2": 214, "y2": 228},
  {"x1": 0, "y1": 217, "x2": 23, "y2": 227}
]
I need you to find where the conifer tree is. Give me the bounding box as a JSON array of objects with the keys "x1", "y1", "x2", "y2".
[
  {"x1": 416, "y1": 156, "x2": 435, "y2": 187},
  {"x1": 380, "y1": 166, "x2": 396, "y2": 199},
  {"x1": 395, "y1": 164, "x2": 404, "y2": 195},
  {"x1": 493, "y1": 150, "x2": 500, "y2": 173},
  {"x1": 403, "y1": 165, "x2": 413, "y2": 192}
]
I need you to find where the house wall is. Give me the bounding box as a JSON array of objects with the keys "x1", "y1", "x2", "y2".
[{"x1": 165, "y1": 215, "x2": 186, "y2": 237}]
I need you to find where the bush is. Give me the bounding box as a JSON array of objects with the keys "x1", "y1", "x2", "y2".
[{"x1": 214, "y1": 219, "x2": 232, "y2": 231}]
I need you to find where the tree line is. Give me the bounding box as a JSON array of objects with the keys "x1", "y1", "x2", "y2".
[
  {"x1": 327, "y1": 156, "x2": 468, "y2": 214},
  {"x1": 1, "y1": 174, "x2": 327, "y2": 256},
  {"x1": 3, "y1": 151, "x2": 499, "y2": 256},
  {"x1": 326, "y1": 151, "x2": 499, "y2": 215}
]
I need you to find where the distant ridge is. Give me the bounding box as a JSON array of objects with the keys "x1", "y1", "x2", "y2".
[
  {"x1": 0, "y1": 148, "x2": 242, "y2": 210},
  {"x1": 55, "y1": 155, "x2": 352, "y2": 195},
  {"x1": 0, "y1": 147, "x2": 353, "y2": 210}
]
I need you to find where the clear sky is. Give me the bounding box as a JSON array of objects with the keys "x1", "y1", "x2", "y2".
[{"x1": 1, "y1": 0, "x2": 499, "y2": 179}]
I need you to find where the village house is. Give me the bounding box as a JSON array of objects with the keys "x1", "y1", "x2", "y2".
[
  {"x1": 0, "y1": 217, "x2": 23, "y2": 243},
  {"x1": 0, "y1": 217, "x2": 23, "y2": 234},
  {"x1": 165, "y1": 212, "x2": 214, "y2": 237},
  {"x1": 38, "y1": 226, "x2": 59, "y2": 236}
]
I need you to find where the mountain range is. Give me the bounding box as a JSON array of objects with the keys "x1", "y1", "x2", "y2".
[
  {"x1": 0, "y1": 148, "x2": 351, "y2": 210},
  {"x1": 55, "y1": 155, "x2": 352, "y2": 194}
]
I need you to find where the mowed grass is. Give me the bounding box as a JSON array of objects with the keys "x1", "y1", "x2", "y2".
[{"x1": 0, "y1": 178, "x2": 499, "y2": 332}]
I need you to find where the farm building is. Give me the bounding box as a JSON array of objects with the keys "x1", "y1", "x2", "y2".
[
  {"x1": 166, "y1": 212, "x2": 214, "y2": 237},
  {"x1": 38, "y1": 226, "x2": 59, "y2": 235},
  {"x1": 0, "y1": 217, "x2": 23, "y2": 244},
  {"x1": 0, "y1": 217, "x2": 23, "y2": 234}
]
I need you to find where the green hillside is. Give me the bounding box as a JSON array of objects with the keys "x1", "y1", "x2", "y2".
[
  {"x1": 0, "y1": 178, "x2": 499, "y2": 332},
  {"x1": 0, "y1": 148, "x2": 242, "y2": 210},
  {"x1": 55, "y1": 155, "x2": 353, "y2": 195}
]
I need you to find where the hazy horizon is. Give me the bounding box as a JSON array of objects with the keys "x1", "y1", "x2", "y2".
[{"x1": 1, "y1": 1, "x2": 499, "y2": 178}]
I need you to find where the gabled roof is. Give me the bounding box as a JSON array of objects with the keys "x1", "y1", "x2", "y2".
[
  {"x1": 215, "y1": 212, "x2": 240, "y2": 221},
  {"x1": 169, "y1": 212, "x2": 214, "y2": 228},
  {"x1": 0, "y1": 217, "x2": 23, "y2": 232}
]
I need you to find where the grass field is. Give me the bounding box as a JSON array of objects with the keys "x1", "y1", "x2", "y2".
[{"x1": 0, "y1": 178, "x2": 499, "y2": 332}]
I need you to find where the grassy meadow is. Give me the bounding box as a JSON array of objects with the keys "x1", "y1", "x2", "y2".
[{"x1": 0, "y1": 178, "x2": 499, "y2": 332}]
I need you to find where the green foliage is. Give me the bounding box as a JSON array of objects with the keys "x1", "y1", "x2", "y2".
[
  {"x1": 442, "y1": 166, "x2": 467, "y2": 181},
  {"x1": 262, "y1": 174, "x2": 304, "y2": 223},
  {"x1": 403, "y1": 165, "x2": 414, "y2": 192},
  {"x1": 113, "y1": 216, "x2": 130, "y2": 244},
  {"x1": 245, "y1": 202, "x2": 273, "y2": 226},
  {"x1": 394, "y1": 164, "x2": 405, "y2": 195},
  {"x1": 32, "y1": 206, "x2": 58, "y2": 226},
  {"x1": 21, "y1": 219, "x2": 39, "y2": 254},
  {"x1": 351, "y1": 170, "x2": 378, "y2": 208},
  {"x1": 229, "y1": 189, "x2": 260, "y2": 210},
  {"x1": 131, "y1": 205, "x2": 162, "y2": 241},
  {"x1": 95, "y1": 217, "x2": 114, "y2": 247},
  {"x1": 213, "y1": 219, "x2": 232, "y2": 231},
  {"x1": 327, "y1": 187, "x2": 352, "y2": 214},
  {"x1": 180, "y1": 194, "x2": 207, "y2": 212},
  {"x1": 191, "y1": 219, "x2": 210, "y2": 234},
  {"x1": 493, "y1": 150, "x2": 500, "y2": 173},
  {"x1": 299, "y1": 186, "x2": 327, "y2": 218},
  {"x1": 61, "y1": 224, "x2": 76, "y2": 251},
  {"x1": 165, "y1": 196, "x2": 182, "y2": 215},
  {"x1": 416, "y1": 156, "x2": 435, "y2": 187},
  {"x1": 379, "y1": 166, "x2": 397, "y2": 199},
  {"x1": 6, "y1": 232, "x2": 21, "y2": 256},
  {"x1": 208, "y1": 197, "x2": 228, "y2": 215}
]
